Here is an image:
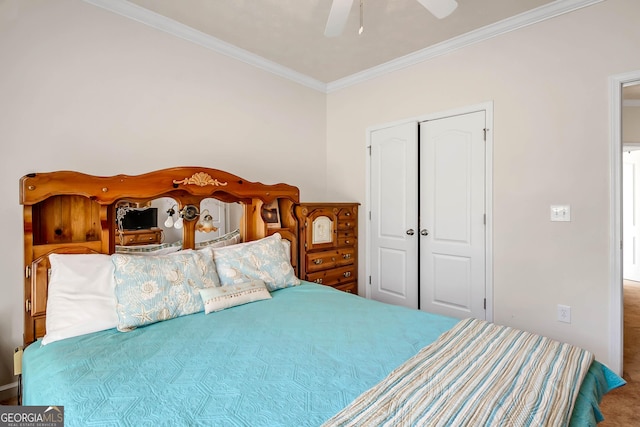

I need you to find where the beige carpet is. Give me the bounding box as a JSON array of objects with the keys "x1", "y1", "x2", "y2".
[{"x1": 598, "y1": 280, "x2": 640, "y2": 425}]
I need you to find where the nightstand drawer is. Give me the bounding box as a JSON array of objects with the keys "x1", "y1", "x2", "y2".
[
  {"x1": 337, "y1": 208, "x2": 355, "y2": 221},
  {"x1": 337, "y1": 233, "x2": 356, "y2": 247},
  {"x1": 335, "y1": 282, "x2": 357, "y2": 294},
  {"x1": 306, "y1": 248, "x2": 355, "y2": 272},
  {"x1": 335, "y1": 247, "x2": 355, "y2": 267},
  {"x1": 337, "y1": 220, "x2": 356, "y2": 231},
  {"x1": 306, "y1": 251, "x2": 338, "y2": 273},
  {"x1": 306, "y1": 265, "x2": 356, "y2": 287}
]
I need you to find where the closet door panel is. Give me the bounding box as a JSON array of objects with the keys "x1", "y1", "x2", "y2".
[
  {"x1": 369, "y1": 122, "x2": 419, "y2": 309},
  {"x1": 419, "y1": 111, "x2": 486, "y2": 320}
]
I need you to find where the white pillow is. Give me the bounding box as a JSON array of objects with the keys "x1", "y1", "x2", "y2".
[{"x1": 43, "y1": 253, "x2": 118, "y2": 345}]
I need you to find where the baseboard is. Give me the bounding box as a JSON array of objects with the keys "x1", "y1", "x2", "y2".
[{"x1": 0, "y1": 381, "x2": 19, "y2": 403}]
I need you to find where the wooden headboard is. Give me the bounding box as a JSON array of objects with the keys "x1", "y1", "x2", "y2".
[{"x1": 20, "y1": 167, "x2": 300, "y2": 345}]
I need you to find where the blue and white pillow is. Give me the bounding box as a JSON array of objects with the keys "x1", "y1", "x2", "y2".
[
  {"x1": 211, "y1": 233, "x2": 300, "y2": 291},
  {"x1": 111, "y1": 250, "x2": 220, "y2": 331}
]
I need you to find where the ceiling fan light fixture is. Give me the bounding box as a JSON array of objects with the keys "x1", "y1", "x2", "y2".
[
  {"x1": 358, "y1": 0, "x2": 364, "y2": 35},
  {"x1": 325, "y1": 0, "x2": 354, "y2": 37},
  {"x1": 416, "y1": 0, "x2": 458, "y2": 19},
  {"x1": 324, "y1": 0, "x2": 456, "y2": 38}
]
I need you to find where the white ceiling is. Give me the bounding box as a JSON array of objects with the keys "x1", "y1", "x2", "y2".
[{"x1": 85, "y1": 0, "x2": 602, "y2": 91}]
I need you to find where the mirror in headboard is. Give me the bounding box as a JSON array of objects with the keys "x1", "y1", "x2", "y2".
[
  {"x1": 114, "y1": 197, "x2": 181, "y2": 249},
  {"x1": 20, "y1": 167, "x2": 300, "y2": 345}
]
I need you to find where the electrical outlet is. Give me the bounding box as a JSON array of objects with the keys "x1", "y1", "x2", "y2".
[{"x1": 557, "y1": 304, "x2": 571, "y2": 323}]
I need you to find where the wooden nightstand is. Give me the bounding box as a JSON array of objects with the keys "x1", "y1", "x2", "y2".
[{"x1": 295, "y1": 203, "x2": 358, "y2": 294}]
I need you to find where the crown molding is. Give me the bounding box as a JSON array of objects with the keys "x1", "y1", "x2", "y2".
[
  {"x1": 82, "y1": 0, "x2": 328, "y2": 92},
  {"x1": 84, "y1": 0, "x2": 602, "y2": 94},
  {"x1": 326, "y1": 0, "x2": 603, "y2": 92}
]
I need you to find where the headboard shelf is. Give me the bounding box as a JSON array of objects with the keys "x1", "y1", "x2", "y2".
[
  {"x1": 20, "y1": 167, "x2": 300, "y2": 345},
  {"x1": 30, "y1": 196, "x2": 102, "y2": 245}
]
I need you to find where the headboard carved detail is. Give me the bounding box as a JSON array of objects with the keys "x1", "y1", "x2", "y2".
[{"x1": 172, "y1": 172, "x2": 228, "y2": 187}]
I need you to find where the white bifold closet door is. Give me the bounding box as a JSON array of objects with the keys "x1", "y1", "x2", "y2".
[
  {"x1": 370, "y1": 122, "x2": 420, "y2": 309},
  {"x1": 370, "y1": 111, "x2": 486, "y2": 320}
]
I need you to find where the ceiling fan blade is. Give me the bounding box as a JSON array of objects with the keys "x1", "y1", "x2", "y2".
[
  {"x1": 325, "y1": 0, "x2": 354, "y2": 37},
  {"x1": 416, "y1": 0, "x2": 458, "y2": 19}
]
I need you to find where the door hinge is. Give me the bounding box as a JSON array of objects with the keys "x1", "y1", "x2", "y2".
[
  {"x1": 483, "y1": 128, "x2": 488, "y2": 141},
  {"x1": 25, "y1": 266, "x2": 31, "y2": 279},
  {"x1": 368, "y1": 145, "x2": 372, "y2": 155},
  {"x1": 369, "y1": 276, "x2": 371, "y2": 284},
  {"x1": 25, "y1": 299, "x2": 31, "y2": 313},
  {"x1": 483, "y1": 214, "x2": 486, "y2": 225},
  {"x1": 369, "y1": 211, "x2": 371, "y2": 220},
  {"x1": 483, "y1": 298, "x2": 487, "y2": 310}
]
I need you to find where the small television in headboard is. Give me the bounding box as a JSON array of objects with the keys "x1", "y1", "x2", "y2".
[{"x1": 121, "y1": 208, "x2": 158, "y2": 230}]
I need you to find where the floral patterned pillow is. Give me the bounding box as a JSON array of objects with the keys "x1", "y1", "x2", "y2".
[
  {"x1": 211, "y1": 233, "x2": 300, "y2": 291},
  {"x1": 111, "y1": 250, "x2": 220, "y2": 331}
]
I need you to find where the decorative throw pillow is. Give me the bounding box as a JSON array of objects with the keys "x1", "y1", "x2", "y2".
[
  {"x1": 211, "y1": 233, "x2": 300, "y2": 291},
  {"x1": 111, "y1": 250, "x2": 220, "y2": 331},
  {"x1": 43, "y1": 253, "x2": 118, "y2": 345},
  {"x1": 200, "y1": 280, "x2": 271, "y2": 314}
]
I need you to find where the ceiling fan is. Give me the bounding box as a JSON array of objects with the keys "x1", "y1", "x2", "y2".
[{"x1": 325, "y1": 0, "x2": 458, "y2": 37}]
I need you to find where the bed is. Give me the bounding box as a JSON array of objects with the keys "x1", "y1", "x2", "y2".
[{"x1": 19, "y1": 167, "x2": 623, "y2": 426}]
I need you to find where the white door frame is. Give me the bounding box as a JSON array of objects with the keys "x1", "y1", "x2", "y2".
[
  {"x1": 609, "y1": 70, "x2": 640, "y2": 376},
  {"x1": 365, "y1": 101, "x2": 494, "y2": 322}
]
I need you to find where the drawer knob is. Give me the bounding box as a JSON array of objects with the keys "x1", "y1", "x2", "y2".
[
  {"x1": 313, "y1": 259, "x2": 323, "y2": 265},
  {"x1": 345, "y1": 222, "x2": 351, "y2": 227},
  {"x1": 314, "y1": 278, "x2": 323, "y2": 284},
  {"x1": 345, "y1": 289, "x2": 352, "y2": 293},
  {"x1": 343, "y1": 254, "x2": 351, "y2": 259},
  {"x1": 345, "y1": 212, "x2": 350, "y2": 216},
  {"x1": 343, "y1": 272, "x2": 351, "y2": 278},
  {"x1": 345, "y1": 240, "x2": 351, "y2": 244}
]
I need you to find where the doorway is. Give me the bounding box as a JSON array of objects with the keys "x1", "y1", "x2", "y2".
[{"x1": 610, "y1": 72, "x2": 640, "y2": 376}]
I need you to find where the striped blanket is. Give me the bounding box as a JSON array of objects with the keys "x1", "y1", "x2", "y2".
[{"x1": 323, "y1": 318, "x2": 594, "y2": 427}]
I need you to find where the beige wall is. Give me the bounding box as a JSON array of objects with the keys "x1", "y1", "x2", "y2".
[
  {"x1": 0, "y1": 0, "x2": 327, "y2": 388},
  {"x1": 326, "y1": 0, "x2": 640, "y2": 367}
]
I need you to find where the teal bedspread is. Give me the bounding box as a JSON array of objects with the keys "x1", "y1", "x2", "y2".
[{"x1": 23, "y1": 282, "x2": 623, "y2": 426}]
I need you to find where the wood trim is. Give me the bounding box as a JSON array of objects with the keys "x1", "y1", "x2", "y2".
[{"x1": 21, "y1": 168, "x2": 299, "y2": 206}]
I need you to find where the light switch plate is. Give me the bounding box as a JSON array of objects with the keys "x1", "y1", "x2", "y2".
[{"x1": 550, "y1": 205, "x2": 571, "y2": 222}]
